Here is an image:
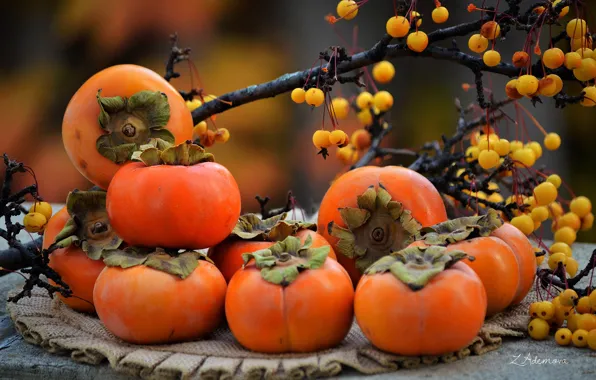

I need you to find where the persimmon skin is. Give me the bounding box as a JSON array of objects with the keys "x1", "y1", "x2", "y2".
[
  {"x1": 317, "y1": 166, "x2": 448, "y2": 284},
  {"x1": 354, "y1": 262, "x2": 486, "y2": 356},
  {"x1": 62, "y1": 64, "x2": 193, "y2": 190},
  {"x1": 491, "y1": 223, "x2": 536, "y2": 305},
  {"x1": 44, "y1": 207, "x2": 105, "y2": 313},
  {"x1": 225, "y1": 259, "x2": 354, "y2": 353},
  {"x1": 106, "y1": 161, "x2": 241, "y2": 250},
  {"x1": 93, "y1": 262, "x2": 226, "y2": 344},
  {"x1": 209, "y1": 229, "x2": 337, "y2": 283},
  {"x1": 446, "y1": 237, "x2": 520, "y2": 316}
]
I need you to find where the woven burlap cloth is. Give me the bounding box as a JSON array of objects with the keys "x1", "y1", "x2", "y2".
[{"x1": 7, "y1": 286, "x2": 537, "y2": 380}]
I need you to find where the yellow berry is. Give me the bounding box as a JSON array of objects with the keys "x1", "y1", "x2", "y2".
[
  {"x1": 550, "y1": 242, "x2": 572, "y2": 257},
  {"x1": 337, "y1": 0, "x2": 358, "y2": 20},
  {"x1": 555, "y1": 328, "x2": 573, "y2": 346},
  {"x1": 192, "y1": 121, "x2": 208, "y2": 140},
  {"x1": 576, "y1": 297, "x2": 592, "y2": 314},
  {"x1": 573, "y1": 58, "x2": 596, "y2": 82},
  {"x1": 386, "y1": 16, "x2": 410, "y2": 38},
  {"x1": 356, "y1": 92, "x2": 374, "y2": 109},
  {"x1": 544, "y1": 133, "x2": 561, "y2": 151},
  {"x1": 531, "y1": 206, "x2": 549, "y2": 222},
  {"x1": 305, "y1": 88, "x2": 325, "y2": 107},
  {"x1": 538, "y1": 75, "x2": 561, "y2": 97},
  {"x1": 511, "y1": 215, "x2": 534, "y2": 235},
  {"x1": 351, "y1": 129, "x2": 371, "y2": 150},
  {"x1": 432, "y1": 6, "x2": 449, "y2": 24},
  {"x1": 214, "y1": 128, "x2": 230, "y2": 143},
  {"x1": 291, "y1": 88, "x2": 306, "y2": 103},
  {"x1": 373, "y1": 91, "x2": 393, "y2": 112},
  {"x1": 312, "y1": 130, "x2": 332, "y2": 149},
  {"x1": 478, "y1": 149, "x2": 500, "y2": 169},
  {"x1": 567, "y1": 313, "x2": 581, "y2": 331},
  {"x1": 516, "y1": 75, "x2": 539, "y2": 96},
  {"x1": 407, "y1": 31, "x2": 429, "y2": 53},
  {"x1": 560, "y1": 289, "x2": 579, "y2": 306},
  {"x1": 579, "y1": 314, "x2": 596, "y2": 331},
  {"x1": 548, "y1": 252, "x2": 567, "y2": 271},
  {"x1": 554, "y1": 226, "x2": 577, "y2": 246},
  {"x1": 543, "y1": 48, "x2": 565, "y2": 69},
  {"x1": 588, "y1": 330, "x2": 596, "y2": 350},
  {"x1": 525, "y1": 141, "x2": 543, "y2": 159},
  {"x1": 336, "y1": 145, "x2": 358, "y2": 165},
  {"x1": 534, "y1": 182, "x2": 558, "y2": 206},
  {"x1": 590, "y1": 291, "x2": 596, "y2": 311},
  {"x1": 410, "y1": 11, "x2": 422, "y2": 27},
  {"x1": 505, "y1": 79, "x2": 523, "y2": 99},
  {"x1": 577, "y1": 48, "x2": 594, "y2": 59},
  {"x1": 572, "y1": 329, "x2": 589, "y2": 348},
  {"x1": 565, "y1": 52, "x2": 583, "y2": 69},
  {"x1": 529, "y1": 302, "x2": 541, "y2": 318},
  {"x1": 571, "y1": 36, "x2": 593, "y2": 51},
  {"x1": 483, "y1": 50, "x2": 501, "y2": 67},
  {"x1": 465, "y1": 146, "x2": 480, "y2": 162},
  {"x1": 546, "y1": 174, "x2": 562, "y2": 188},
  {"x1": 558, "y1": 212, "x2": 581, "y2": 231},
  {"x1": 553, "y1": 0, "x2": 569, "y2": 17},
  {"x1": 566, "y1": 18, "x2": 587, "y2": 39},
  {"x1": 570, "y1": 196, "x2": 592, "y2": 218},
  {"x1": 331, "y1": 97, "x2": 350, "y2": 119},
  {"x1": 23, "y1": 212, "x2": 47, "y2": 233},
  {"x1": 511, "y1": 148, "x2": 536, "y2": 168},
  {"x1": 528, "y1": 318, "x2": 550, "y2": 340},
  {"x1": 481, "y1": 21, "x2": 501, "y2": 40},
  {"x1": 581, "y1": 213, "x2": 594, "y2": 231},
  {"x1": 357, "y1": 109, "x2": 373, "y2": 125},
  {"x1": 494, "y1": 139, "x2": 510, "y2": 156},
  {"x1": 536, "y1": 301, "x2": 556, "y2": 320},
  {"x1": 372, "y1": 61, "x2": 395, "y2": 84},
  {"x1": 509, "y1": 140, "x2": 524, "y2": 152},
  {"x1": 186, "y1": 99, "x2": 202, "y2": 111},
  {"x1": 29, "y1": 202, "x2": 52, "y2": 220},
  {"x1": 329, "y1": 130, "x2": 346, "y2": 145},
  {"x1": 468, "y1": 34, "x2": 489, "y2": 53},
  {"x1": 565, "y1": 257, "x2": 579, "y2": 277},
  {"x1": 581, "y1": 86, "x2": 596, "y2": 107}
]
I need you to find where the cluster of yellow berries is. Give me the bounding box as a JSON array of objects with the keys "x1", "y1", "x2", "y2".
[
  {"x1": 527, "y1": 290, "x2": 596, "y2": 350},
  {"x1": 186, "y1": 99, "x2": 230, "y2": 147},
  {"x1": 23, "y1": 202, "x2": 53, "y2": 234},
  {"x1": 291, "y1": 87, "x2": 326, "y2": 108},
  {"x1": 354, "y1": 90, "x2": 394, "y2": 126},
  {"x1": 312, "y1": 125, "x2": 374, "y2": 166}
]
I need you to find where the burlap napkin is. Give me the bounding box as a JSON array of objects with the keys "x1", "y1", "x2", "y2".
[{"x1": 6, "y1": 285, "x2": 535, "y2": 380}]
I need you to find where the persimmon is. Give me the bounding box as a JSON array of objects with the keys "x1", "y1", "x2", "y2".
[
  {"x1": 106, "y1": 141, "x2": 241, "y2": 249},
  {"x1": 491, "y1": 223, "x2": 537, "y2": 305},
  {"x1": 226, "y1": 236, "x2": 354, "y2": 353},
  {"x1": 318, "y1": 166, "x2": 447, "y2": 285},
  {"x1": 209, "y1": 213, "x2": 336, "y2": 282},
  {"x1": 62, "y1": 64, "x2": 193, "y2": 190},
  {"x1": 44, "y1": 189, "x2": 122, "y2": 313},
  {"x1": 355, "y1": 246, "x2": 487, "y2": 356},
  {"x1": 94, "y1": 248, "x2": 226, "y2": 344}
]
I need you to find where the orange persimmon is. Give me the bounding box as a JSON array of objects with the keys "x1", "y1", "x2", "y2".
[
  {"x1": 355, "y1": 246, "x2": 487, "y2": 356},
  {"x1": 106, "y1": 142, "x2": 240, "y2": 249},
  {"x1": 209, "y1": 213, "x2": 336, "y2": 282},
  {"x1": 225, "y1": 236, "x2": 354, "y2": 353},
  {"x1": 318, "y1": 166, "x2": 447, "y2": 285},
  {"x1": 62, "y1": 64, "x2": 193, "y2": 190}
]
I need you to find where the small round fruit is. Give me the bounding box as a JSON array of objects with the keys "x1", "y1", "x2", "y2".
[
  {"x1": 531, "y1": 207, "x2": 549, "y2": 222},
  {"x1": 536, "y1": 301, "x2": 556, "y2": 320},
  {"x1": 505, "y1": 80, "x2": 523, "y2": 99},
  {"x1": 356, "y1": 92, "x2": 374, "y2": 109},
  {"x1": 557, "y1": 212, "x2": 581, "y2": 231},
  {"x1": 516, "y1": 75, "x2": 539, "y2": 96},
  {"x1": 570, "y1": 196, "x2": 592, "y2": 218},
  {"x1": 291, "y1": 88, "x2": 306, "y2": 103},
  {"x1": 553, "y1": 0, "x2": 569, "y2": 17},
  {"x1": 407, "y1": 31, "x2": 429, "y2": 53},
  {"x1": 329, "y1": 130, "x2": 346, "y2": 145},
  {"x1": 573, "y1": 58, "x2": 596, "y2": 81},
  {"x1": 576, "y1": 297, "x2": 592, "y2": 314},
  {"x1": 555, "y1": 328, "x2": 572, "y2": 346},
  {"x1": 547, "y1": 174, "x2": 562, "y2": 188},
  {"x1": 555, "y1": 226, "x2": 577, "y2": 245},
  {"x1": 312, "y1": 130, "x2": 332, "y2": 149},
  {"x1": 214, "y1": 128, "x2": 230, "y2": 143},
  {"x1": 581, "y1": 213, "x2": 594, "y2": 231},
  {"x1": 566, "y1": 18, "x2": 587, "y2": 39},
  {"x1": 192, "y1": 121, "x2": 208, "y2": 140},
  {"x1": 305, "y1": 88, "x2": 325, "y2": 107},
  {"x1": 494, "y1": 139, "x2": 510, "y2": 156},
  {"x1": 465, "y1": 146, "x2": 480, "y2": 162},
  {"x1": 548, "y1": 252, "x2": 567, "y2": 271},
  {"x1": 337, "y1": 0, "x2": 358, "y2": 20},
  {"x1": 336, "y1": 145, "x2": 358, "y2": 165},
  {"x1": 373, "y1": 91, "x2": 393, "y2": 112},
  {"x1": 581, "y1": 86, "x2": 596, "y2": 107},
  {"x1": 560, "y1": 289, "x2": 578, "y2": 306},
  {"x1": 544, "y1": 133, "x2": 561, "y2": 151},
  {"x1": 468, "y1": 34, "x2": 489, "y2": 53},
  {"x1": 351, "y1": 129, "x2": 371, "y2": 150},
  {"x1": 23, "y1": 212, "x2": 47, "y2": 233},
  {"x1": 565, "y1": 257, "x2": 579, "y2": 277},
  {"x1": 572, "y1": 329, "x2": 589, "y2": 348},
  {"x1": 481, "y1": 21, "x2": 501, "y2": 40},
  {"x1": 565, "y1": 52, "x2": 583, "y2": 69},
  {"x1": 483, "y1": 50, "x2": 501, "y2": 67},
  {"x1": 386, "y1": 16, "x2": 410, "y2": 38},
  {"x1": 550, "y1": 242, "x2": 572, "y2": 257},
  {"x1": 512, "y1": 51, "x2": 530, "y2": 68},
  {"x1": 357, "y1": 110, "x2": 373, "y2": 125},
  {"x1": 432, "y1": 6, "x2": 449, "y2": 24},
  {"x1": 528, "y1": 318, "x2": 550, "y2": 340},
  {"x1": 534, "y1": 182, "x2": 558, "y2": 206},
  {"x1": 588, "y1": 330, "x2": 596, "y2": 350},
  {"x1": 372, "y1": 61, "x2": 395, "y2": 84},
  {"x1": 511, "y1": 215, "x2": 534, "y2": 236},
  {"x1": 29, "y1": 202, "x2": 53, "y2": 220},
  {"x1": 543, "y1": 48, "x2": 565, "y2": 69},
  {"x1": 331, "y1": 97, "x2": 350, "y2": 119},
  {"x1": 478, "y1": 149, "x2": 500, "y2": 169}
]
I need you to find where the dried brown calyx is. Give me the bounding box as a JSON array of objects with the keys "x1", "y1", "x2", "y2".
[
  {"x1": 242, "y1": 235, "x2": 330, "y2": 286},
  {"x1": 365, "y1": 245, "x2": 472, "y2": 291},
  {"x1": 96, "y1": 89, "x2": 175, "y2": 163},
  {"x1": 228, "y1": 212, "x2": 316, "y2": 241},
  {"x1": 131, "y1": 140, "x2": 214, "y2": 166},
  {"x1": 328, "y1": 184, "x2": 422, "y2": 274},
  {"x1": 53, "y1": 190, "x2": 122, "y2": 260}
]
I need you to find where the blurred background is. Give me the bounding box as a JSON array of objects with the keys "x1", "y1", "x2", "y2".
[{"x1": 1, "y1": 1, "x2": 595, "y2": 241}]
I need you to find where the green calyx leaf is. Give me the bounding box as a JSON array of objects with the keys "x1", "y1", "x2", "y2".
[
  {"x1": 103, "y1": 247, "x2": 206, "y2": 279},
  {"x1": 131, "y1": 140, "x2": 215, "y2": 166},
  {"x1": 96, "y1": 89, "x2": 175, "y2": 164},
  {"x1": 328, "y1": 184, "x2": 423, "y2": 275},
  {"x1": 228, "y1": 213, "x2": 317, "y2": 241},
  {"x1": 365, "y1": 245, "x2": 470, "y2": 291},
  {"x1": 52, "y1": 189, "x2": 122, "y2": 260},
  {"x1": 241, "y1": 235, "x2": 329, "y2": 286},
  {"x1": 414, "y1": 208, "x2": 503, "y2": 246}
]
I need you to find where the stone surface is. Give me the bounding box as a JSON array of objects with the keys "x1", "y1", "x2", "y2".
[{"x1": 1, "y1": 206, "x2": 595, "y2": 379}]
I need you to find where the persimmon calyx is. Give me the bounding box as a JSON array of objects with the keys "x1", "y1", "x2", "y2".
[
  {"x1": 241, "y1": 235, "x2": 329, "y2": 286},
  {"x1": 414, "y1": 208, "x2": 503, "y2": 246},
  {"x1": 52, "y1": 189, "x2": 122, "y2": 260},
  {"x1": 327, "y1": 184, "x2": 422, "y2": 274},
  {"x1": 366, "y1": 245, "x2": 471, "y2": 291},
  {"x1": 131, "y1": 140, "x2": 214, "y2": 166},
  {"x1": 102, "y1": 247, "x2": 211, "y2": 279},
  {"x1": 96, "y1": 89, "x2": 175, "y2": 164},
  {"x1": 229, "y1": 212, "x2": 317, "y2": 241}
]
